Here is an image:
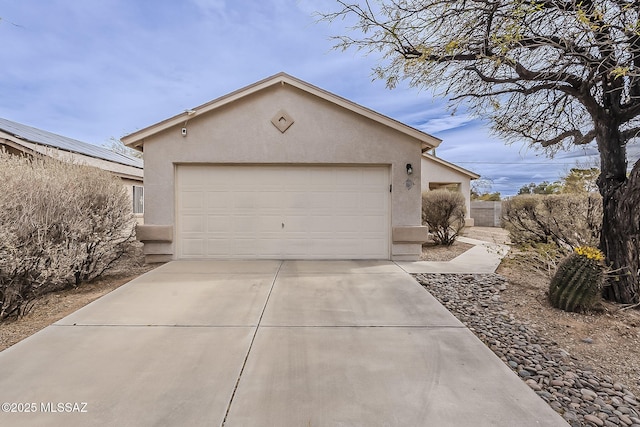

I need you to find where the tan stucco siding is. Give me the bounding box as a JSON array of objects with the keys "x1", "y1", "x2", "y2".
[
  {"x1": 421, "y1": 157, "x2": 473, "y2": 224},
  {"x1": 142, "y1": 84, "x2": 425, "y2": 260}
]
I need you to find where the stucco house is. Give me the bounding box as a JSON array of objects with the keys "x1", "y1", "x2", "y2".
[
  {"x1": 422, "y1": 152, "x2": 480, "y2": 226},
  {"x1": 123, "y1": 73, "x2": 477, "y2": 262},
  {"x1": 0, "y1": 117, "x2": 144, "y2": 218}
]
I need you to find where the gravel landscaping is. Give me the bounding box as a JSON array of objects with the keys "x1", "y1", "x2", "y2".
[{"x1": 416, "y1": 273, "x2": 640, "y2": 427}]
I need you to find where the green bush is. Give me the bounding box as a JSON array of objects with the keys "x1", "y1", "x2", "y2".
[
  {"x1": 502, "y1": 193, "x2": 601, "y2": 251},
  {"x1": 422, "y1": 189, "x2": 466, "y2": 246},
  {"x1": 0, "y1": 152, "x2": 136, "y2": 320},
  {"x1": 549, "y1": 246, "x2": 605, "y2": 312}
]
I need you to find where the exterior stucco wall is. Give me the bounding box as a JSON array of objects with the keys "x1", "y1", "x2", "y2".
[
  {"x1": 141, "y1": 84, "x2": 425, "y2": 260},
  {"x1": 421, "y1": 156, "x2": 473, "y2": 225}
]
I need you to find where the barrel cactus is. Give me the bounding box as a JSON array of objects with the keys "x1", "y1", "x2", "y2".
[{"x1": 548, "y1": 246, "x2": 605, "y2": 312}]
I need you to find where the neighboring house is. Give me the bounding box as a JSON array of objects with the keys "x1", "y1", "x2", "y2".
[
  {"x1": 123, "y1": 72, "x2": 446, "y2": 262},
  {"x1": 421, "y1": 152, "x2": 480, "y2": 226},
  {"x1": 0, "y1": 117, "x2": 144, "y2": 220}
]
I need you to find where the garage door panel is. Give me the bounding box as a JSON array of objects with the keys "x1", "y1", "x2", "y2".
[
  {"x1": 330, "y1": 193, "x2": 360, "y2": 210},
  {"x1": 181, "y1": 191, "x2": 205, "y2": 210},
  {"x1": 182, "y1": 215, "x2": 205, "y2": 233},
  {"x1": 332, "y1": 217, "x2": 363, "y2": 232},
  {"x1": 307, "y1": 194, "x2": 336, "y2": 211},
  {"x1": 310, "y1": 239, "x2": 360, "y2": 257},
  {"x1": 255, "y1": 192, "x2": 286, "y2": 210},
  {"x1": 361, "y1": 192, "x2": 388, "y2": 210},
  {"x1": 242, "y1": 239, "x2": 282, "y2": 257},
  {"x1": 181, "y1": 239, "x2": 205, "y2": 257},
  {"x1": 177, "y1": 166, "x2": 390, "y2": 259},
  {"x1": 233, "y1": 192, "x2": 258, "y2": 210},
  {"x1": 207, "y1": 216, "x2": 232, "y2": 232},
  {"x1": 360, "y1": 215, "x2": 389, "y2": 230},
  {"x1": 206, "y1": 192, "x2": 233, "y2": 210},
  {"x1": 206, "y1": 239, "x2": 235, "y2": 256},
  {"x1": 329, "y1": 168, "x2": 360, "y2": 183},
  {"x1": 362, "y1": 167, "x2": 388, "y2": 184}
]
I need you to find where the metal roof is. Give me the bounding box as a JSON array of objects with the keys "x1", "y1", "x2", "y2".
[{"x1": 0, "y1": 117, "x2": 143, "y2": 169}]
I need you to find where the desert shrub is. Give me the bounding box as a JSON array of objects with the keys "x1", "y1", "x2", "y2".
[
  {"x1": 0, "y1": 152, "x2": 136, "y2": 320},
  {"x1": 502, "y1": 193, "x2": 602, "y2": 251},
  {"x1": 422, "y1": 189, "x2": 466, "y2": 246},
  {"x1": 549, "y1": 246, "x2": 605, "y2": 312}
]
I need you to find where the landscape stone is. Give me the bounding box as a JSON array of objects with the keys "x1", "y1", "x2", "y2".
[
  {"x1": 415, "y1": 273, "x2": 640, "y2": 427},
  {"x1": 585, "y1": 413, "x2": 605, "y2": 426}
]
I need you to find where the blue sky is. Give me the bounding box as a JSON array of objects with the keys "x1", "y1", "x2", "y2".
[{"x1": 0, "y1": 0, "x2": 626, "y2": 196}]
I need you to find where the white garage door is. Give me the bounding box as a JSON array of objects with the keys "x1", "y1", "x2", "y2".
[{"x1": 176, "y1": 165, "x2": 390, "y2": 259}]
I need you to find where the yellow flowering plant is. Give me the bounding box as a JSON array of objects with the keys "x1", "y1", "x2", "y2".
[{"x1": 574, "y1": 246, "x2": 605, "y2": 262}]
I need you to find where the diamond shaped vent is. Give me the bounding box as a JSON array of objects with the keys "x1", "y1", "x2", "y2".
[{"x1": 271, "y1": 109, "x2": 294, "y2": 133}]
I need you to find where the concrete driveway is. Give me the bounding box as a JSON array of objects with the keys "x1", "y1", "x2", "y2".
[{"x1": 0, "y1": 260, "x2": 566, "y2": 426}]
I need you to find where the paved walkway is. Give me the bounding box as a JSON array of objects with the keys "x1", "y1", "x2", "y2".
[
  {"x1": 0, "y1": 254, "x2": 566, "y2": 426},
  {"x1": 396, "y1": 236, "x2": 511, "y2": 274}
]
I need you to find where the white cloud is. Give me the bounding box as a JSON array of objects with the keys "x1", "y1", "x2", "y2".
[
  {"x1": 416, "y1": 114, "x2": 476, "y2": 134},
  {"x1": 2, "y1": 0, "x2": 631, "y2": 196},
  {"x1": 189, "y1": 0, "x2": 226, "y2": 15}
]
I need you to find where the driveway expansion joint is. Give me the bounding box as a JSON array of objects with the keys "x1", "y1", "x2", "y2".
[{"x1": 221, "y1": 260, "x2": 283, "y2": 427}]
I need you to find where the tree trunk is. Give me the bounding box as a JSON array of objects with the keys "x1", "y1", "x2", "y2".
[{"x1": 596, "y1": 124, "x2": 640, "y2": 304}]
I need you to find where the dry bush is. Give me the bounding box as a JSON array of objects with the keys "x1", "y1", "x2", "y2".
[
  {"x1": 422, "y1": 189, "x2": 466, "y2": 246},
  {"x1": 503, "y1": 194, "x2": 602, "y2": 251},
  {"x1": 0, "y1": 152, "x2": 136, "y2": 320}
]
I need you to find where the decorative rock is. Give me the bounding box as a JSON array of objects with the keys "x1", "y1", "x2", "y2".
[
  {"x1": 585, "y1": 414, "x2": 605, "y2": 426},
  {"x1": 563, "y1": 410, "x2": 578, "y2": 422},
  {"x1": 526, "y1": 379, "x2": 542, "y2": 391},
  {"x1": 415, "y1": 273, "x2": 640, "y2": 427},
  {"x1": 607, "y1": 416, "x2": 621, "y2": 425},
  {"x1": 519, "y1": 369, "x2": 533, "y2": 378},
  {"x1": 624, "y1": 396, "x2": 639, "y2": 406},
  {"x1": 583, "y1": 388, "x2": 598, "y2": 401},
  {"x1": 620, "y1": 414, "x2": 633, "y2": 425}
]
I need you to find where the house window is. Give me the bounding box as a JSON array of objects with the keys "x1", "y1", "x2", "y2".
[
  {"x1": 133, "y1": 185, "x2": 144, "y2": 214},
  {"x1": 429, "y1": 182, "x2": 461, "y2": 192}
]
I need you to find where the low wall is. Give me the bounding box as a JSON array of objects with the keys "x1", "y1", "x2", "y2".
[{"x1": 470, "y1": 201, "x2": 502, "y2": 227}]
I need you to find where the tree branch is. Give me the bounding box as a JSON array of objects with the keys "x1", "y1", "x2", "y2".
[{"x1": 540, "y1": 129, "x2": 597, "y2": 147}]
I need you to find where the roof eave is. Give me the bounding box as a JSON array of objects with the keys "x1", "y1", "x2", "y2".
[
  {"x1": 122, "y1": 72, "x2": 442, "y2": 150},
  {"x1": 422, "y1": 152, "x2": 480, "y2": 179}
]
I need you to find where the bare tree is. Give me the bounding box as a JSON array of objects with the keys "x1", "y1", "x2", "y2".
[{"x1": 321, "y1": 0, "x2": 640, "y2": 304}]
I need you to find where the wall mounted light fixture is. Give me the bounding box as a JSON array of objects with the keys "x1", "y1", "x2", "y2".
[{"x1": 406, "y1": 163, "x2": 413, "y2": 175}]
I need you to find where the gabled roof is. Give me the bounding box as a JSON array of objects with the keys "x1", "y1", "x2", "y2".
[
  {"x1": 122, "y1": 72, "x2": 442, "y2": 151},
  {"x1": 422, "y1": 152, "x2": 480, "y2": 179},
  {"x1": 0, "y1": 117, "x2": 143, "y2": 169}
]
